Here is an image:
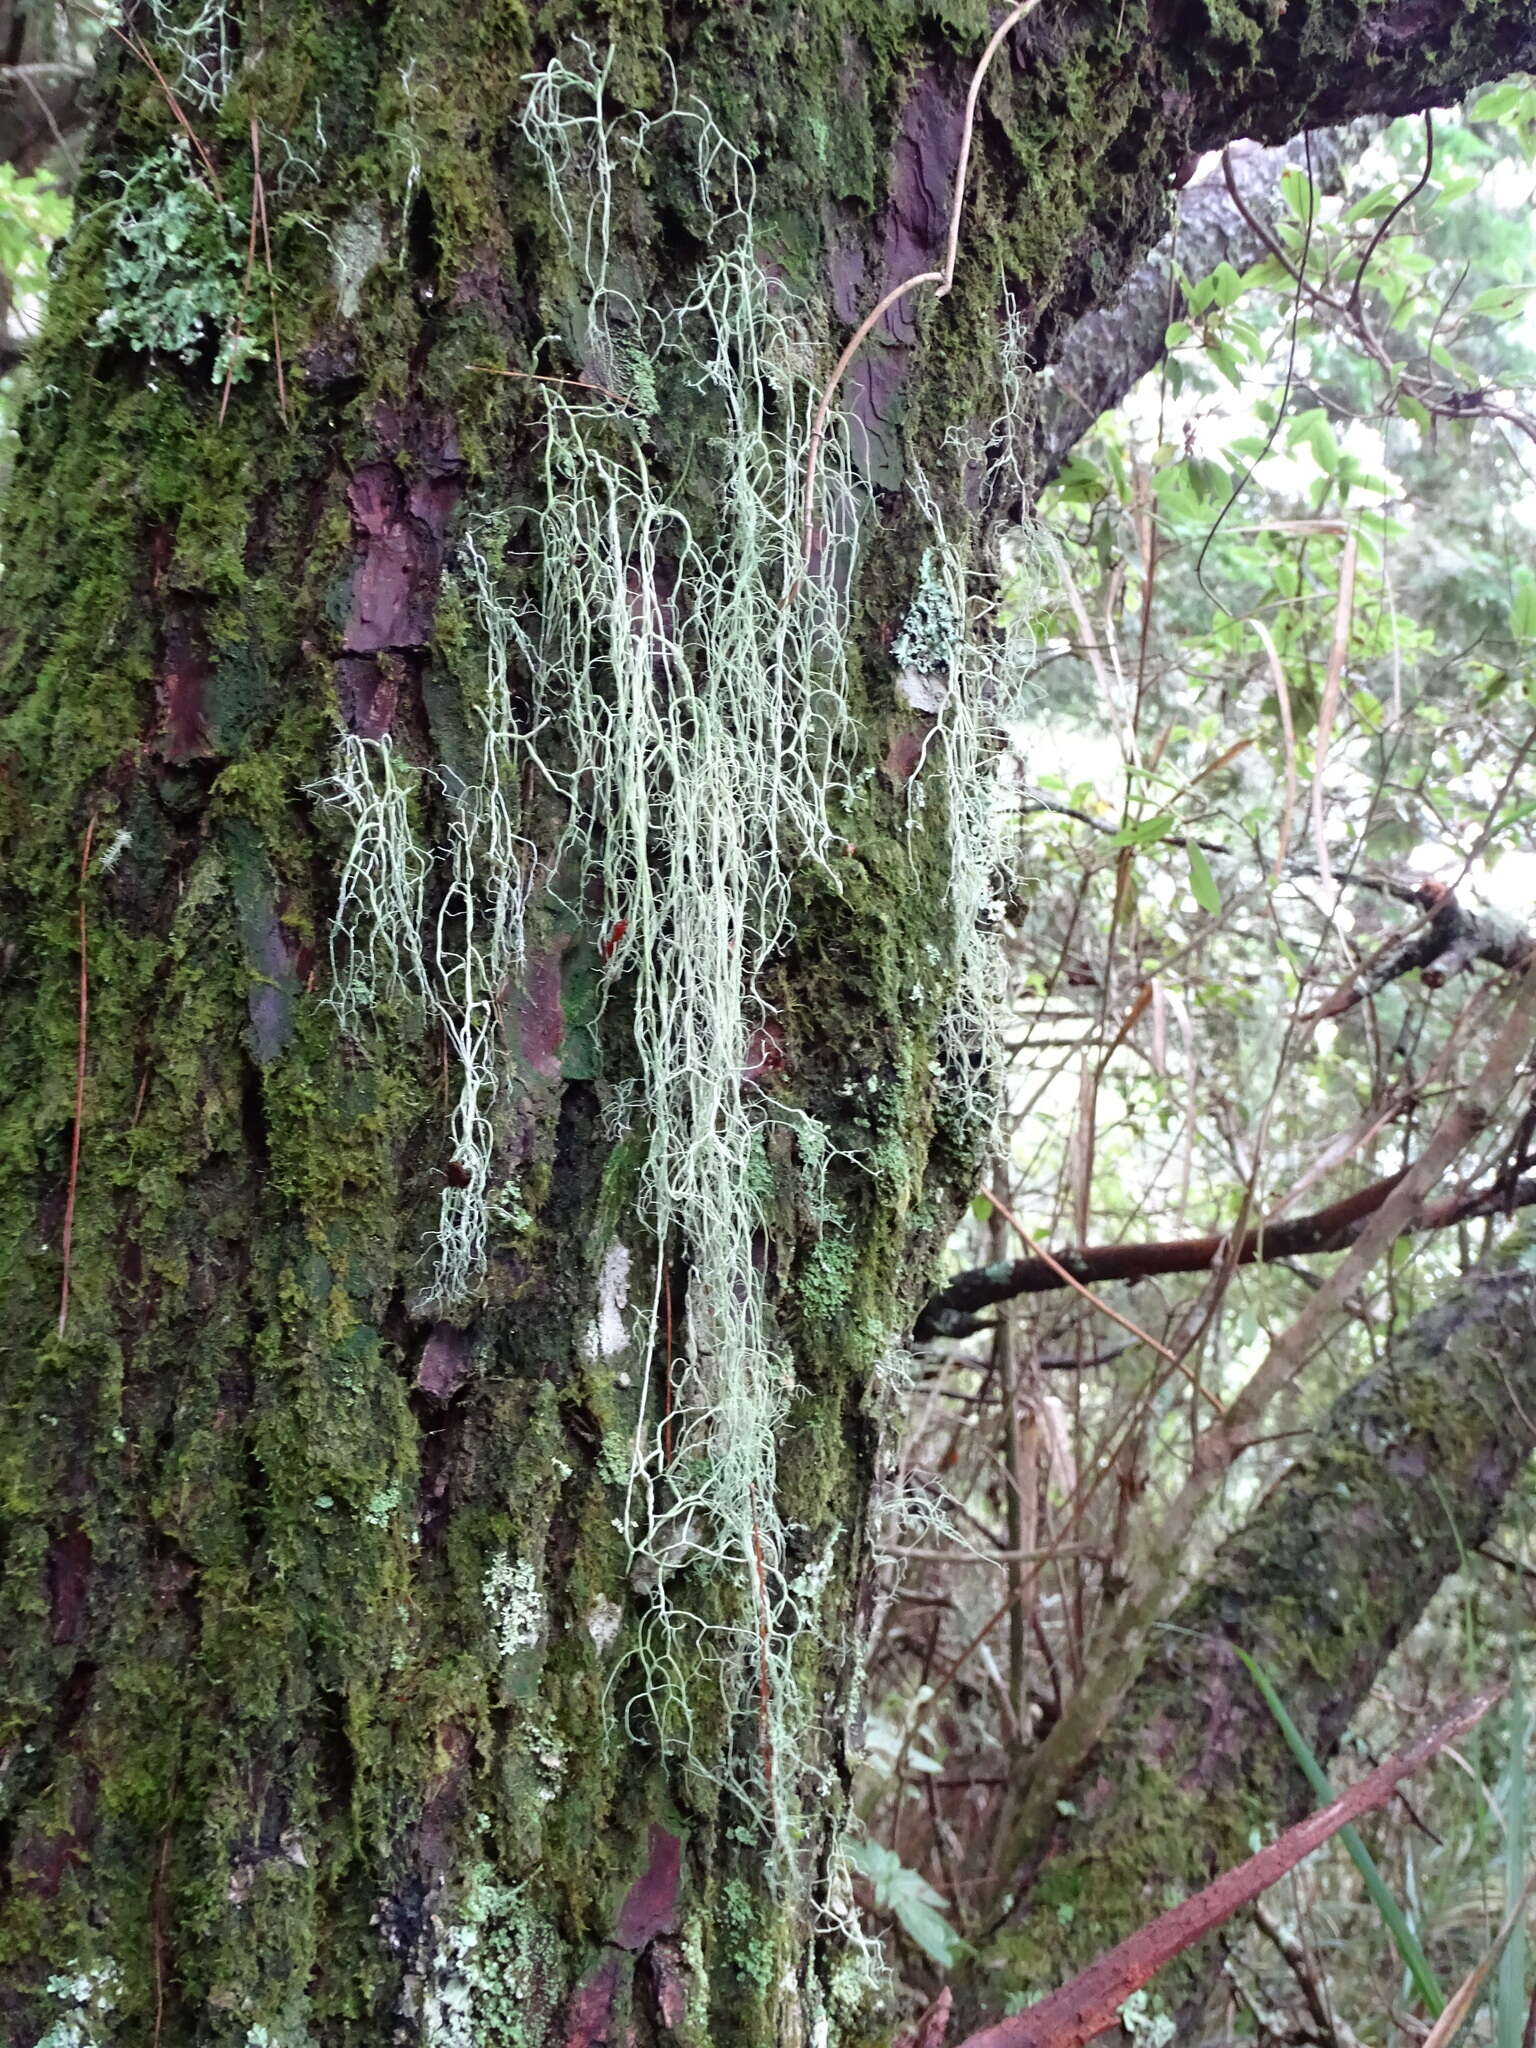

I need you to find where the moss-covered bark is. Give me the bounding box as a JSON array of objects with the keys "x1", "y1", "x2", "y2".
[
  {"x1": 2, "y1": 0, "x2": 1534, "y2": 2043},
  {"x1": 957, "y1": 1256, "x2": 1536, "y2": 2038}
]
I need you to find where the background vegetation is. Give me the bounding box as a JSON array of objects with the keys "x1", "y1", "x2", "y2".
[{"x1": 860, "y1": 86, "x2": 1536, "y2": 2044}]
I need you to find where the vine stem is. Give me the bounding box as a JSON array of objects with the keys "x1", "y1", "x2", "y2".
[{"x1": 796, "y1": 0, "x2": 1043, "y2": 580}]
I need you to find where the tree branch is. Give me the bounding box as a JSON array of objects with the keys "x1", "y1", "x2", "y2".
[
  {"x1": 1034, "y1": 128, "x2": 1356, "y2": 483},
  {"x1": 916, "y1": 1164, "x2": 1536, "y2": 1340}
]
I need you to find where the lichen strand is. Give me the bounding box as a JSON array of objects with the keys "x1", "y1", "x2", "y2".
[{"x1": 961, "y1": 1262, "x2": 1536, "y2": 2032}]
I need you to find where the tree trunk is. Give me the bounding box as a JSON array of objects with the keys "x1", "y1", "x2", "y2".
[
  {"x1": 952, "y1": 1254, "x2": 1536, "y2": 2038},
  {"x1": 3, "y1": 3, "x2": 1535, "y2": 2044}
]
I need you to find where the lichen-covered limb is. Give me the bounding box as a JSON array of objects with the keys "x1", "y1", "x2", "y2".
[
  {"x1": 1033, "y1": 128, "x2": 1355, "y2": 485},
  {"x1": 1308, "y1": 880, "x2": 1536, "y2": 1022},
  {"x1": 955, "y1": 1257, "x2": 1536, "y2": 2034}
]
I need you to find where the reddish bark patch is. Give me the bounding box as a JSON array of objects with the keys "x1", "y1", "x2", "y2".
[
  {"x1": 844, "y1": 66, "x2": 965, "y2": 474},
  {"x1": 156, "y1": 612, "x2": 214, "y2": 760},
  {"x1": 334, "y1": 652, "x2": 404, "y2": 740},
  {"x1": 883, "y1": 727, "x2": 926, "y2": 786},
  {"x1": 561, "y1": 1955, "x2": 623, "y2": 2048},
  {"x1": 47, "y1": 1521, "x2": 92, "y2": 1644},
  {"x1": 899, "y1": 1987, "x2": 953, "y2": 2048},
  {"x1": 343, "y1": 409, "x2": 464, "y2": 656},
  {"x1": 643, "y1": 1940, "x2": 690, "y2": 2030},
  {"x1": 614, "y1": 1824, "x2": 682, "y2": 1950},
  {"x1": 743, "y1": 1019, "x2": 786, "y2": 1081},
  {"x1": 883, "y1": 69, "x2": 964, "y2": 329},
  {"x1": 344, "y1": 465, "x2": 444, "y2": 653},
  {"x1": 416, "y1": 1322, "x2": 472, "y2": 1401},
  {"x1": 517, "y1": 939, "x2": 569, "y2": 1082}
]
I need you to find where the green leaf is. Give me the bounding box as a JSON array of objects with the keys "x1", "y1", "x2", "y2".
[
  {"x1": 1287, "y1": 407, "x2": 1340, "y2": 473},
  {"x1": 1397, "y1": 392, "x2": 1432, "y2": 434},
  {"x1": 1468, "y1": 284, "x2": 1534, "y2": 319},
  {"x1": 1234, "y1": 1647, "x2": 1445, "y2": 2018},
  {"x1": 1163, "y1": 320, "x2": 1193, "y2": 349},
  {"x1": 1240, "y1": 256, "x2": 1293, "y2": 291},
  {"x1": 1512, "y1": 570, "x2": 1536, "y2": 643},
  {"x1": 1055, "y1": 454, "x2": 1107, "y2": 506},
  {"x1": 1209, "y1": 259, "x2": 1243, "y2": 308},
  {"x1": 1280, "y1": 167, "x2": 1317, "y2": 222},
  {"x1": 1469, "y1": 79, "x2": 1531, "y2": 121},
  {"x1": 1205, "y1": 340, "x2": 1245, "y2": 389},
  {"x1": 1341, "y1": 182, "x2": 1403, "y2": 224},
  {"x1": 1110, "y1": 813, "x2": 1175, "y2": 848},
  {"x1": 1187, "y1": 842, "x2": 1221, "y2": 915},
  {"x1": 844, "y1": 1842, "x2": 966, "y2": 1969},
  {"x1": 1186, "y1": 457, "x2": 1228, "y2": 504}
]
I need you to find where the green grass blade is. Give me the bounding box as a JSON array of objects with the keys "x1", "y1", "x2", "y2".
[
  {"x1": 1234, "y1": 1644, "x2": 1446, "y2": 2017},
  {"x1": 1496, "y1": 1655, "x2": 1528, "y2": 2047}
]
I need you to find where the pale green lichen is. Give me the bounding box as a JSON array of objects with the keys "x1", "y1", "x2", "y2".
[
  {"x1": 143, "y1": 0, "x2": 239, "y2": 110},
  {"x1": 482, "y1": 1552, "x2": 544, "y2": 1658},
  {"x1": 900, "y1": 469, "x2": 1056, "y2": 1132},
  {"x1": 1119, "y1": 1989, "x2": 1177, "y2": 2046},
  {"x1": 312, "y1": 562, "x2": 537, "y2": 1307},
  {"x1": 330, "y1": 204, "x2": 386, "y2": 320},
  {"x1": 798, "y1": 1232, "x2": 858, "y2": 1326},
  {"x1": 722, "y1": 1877, "x2": 778, "y2": 1994},
  {"x1": 506, "y1": 48, "x2": 865, "y2": 1852},
  {"x1": 35, "y1": 1963, "x2": 120, "y2": 2048},
  {"x1": 581, "y1": 1240, "x2": 632, "y2": 1361},
  {"x1": 92, "y1": 139, "x2": 260, "y2": 382},
  {"x1": 892, "y1": 548, "x2": 964, "y2": 686},
  {"x1": 419, "y1": 1868, "x2": 559, "y2": 2048}
]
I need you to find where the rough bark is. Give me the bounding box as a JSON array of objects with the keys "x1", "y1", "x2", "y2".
[
  {"x1": 952, "y1": 1254, "x2": 1536, "y2": 2037},
  {"x1": 2, "y1": 2, "x2": 1535, "y2": 2045}
]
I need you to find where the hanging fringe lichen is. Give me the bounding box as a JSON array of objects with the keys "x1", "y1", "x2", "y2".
[
  {"x1": 314, "y1": 45, "x2": 1055, "y2": 1872},
  {"x1": 312, "y1": 523, "x2": 536, "y2": 1309},
  {"x1": 509, "y1": 49, "x2": 863, "y2": 1848}
]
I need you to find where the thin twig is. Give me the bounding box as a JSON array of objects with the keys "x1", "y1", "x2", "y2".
[
  {"x1": 250, "y1": 119, "x2": 288, "y2": 426},
  {"x1": 467, "y1": 363, "x2": 641, "y2": 410},
  {"x1": 218, "y1": 149, "x2": 260, "y2": 426},
  {"x1": 980, "y1": 1185, "x2": 1221, "y2": 1410},
  {"x1": 58, "y1": 812, "x2": 96, "y2": 1338},
  {"x1": 1249, "y1": 618, "x2": 1297, "y2": 882},
  {"x1": 110, "y1": 27, "x2": 222, "y2": 197},
  {"x1": 1310, "y1": 530, "x2": 1359, "y2": 895}
]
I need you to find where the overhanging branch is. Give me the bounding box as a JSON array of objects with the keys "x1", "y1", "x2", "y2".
[{"x1": 916, "y1": 1164, "x2": 1536, "y2": 1340}]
